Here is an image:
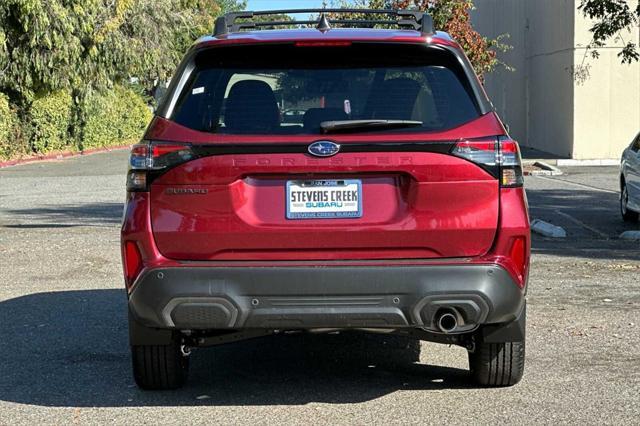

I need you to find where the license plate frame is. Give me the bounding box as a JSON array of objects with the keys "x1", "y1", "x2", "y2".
[{"x1": 286, "y1": 179, "x2": 363, "y2": 219}]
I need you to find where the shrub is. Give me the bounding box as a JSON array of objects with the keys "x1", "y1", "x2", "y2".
[
  {"x1": 0, "y1": 93, "x2": 13, "y2": 157},
  {"x1": 83, "y1": 86, "x2": 152, "y2": 149},
  {"x1": 115, "y1": 86, "x2": 153, "y2": 141},
  {"x1": 0, "y1": 93, "x2": 28, "y2": 160},
  {"x1": 29, "y1": 91, "x2": 73, "y2": 153},
  {"x1": 83, "y1": 90, "x2": 119, "y2": 149}
]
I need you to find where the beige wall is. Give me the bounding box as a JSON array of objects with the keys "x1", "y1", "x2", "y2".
[
  {"x1": 471, "y1": 0, "x2": 528, "y2": 146},
  {"x1": 571, "y1": 0, "x2": 640, "y2": 159},
  {"x1": 525, "y1": 0, "x2": 576, "y2": 157},
  {"x1": 472, "y1": 0, "x2": 640, "y2": 159}
]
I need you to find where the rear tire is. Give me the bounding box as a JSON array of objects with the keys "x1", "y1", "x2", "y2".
[
  {"x1": 468, "y1": 340, "x2": 525, "y2": 387},
  {"x1": 621, "y1": 183, "x2": 639, "y2": 222},
  {"x1": 131, "y1": 340, "x2": 190, "y2": 390}
]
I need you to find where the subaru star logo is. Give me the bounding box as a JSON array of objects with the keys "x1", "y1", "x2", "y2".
[{"x1": 308, "y1": 141, "x2": 340, "y2": 157}]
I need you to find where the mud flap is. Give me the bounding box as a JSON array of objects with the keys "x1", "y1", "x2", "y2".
[
  {"x1": 480, "y1": 302, "x2": 526, "y2": 343},
  {"x1": 129, "y1": 309, "x2": 174, "y2": 346}
]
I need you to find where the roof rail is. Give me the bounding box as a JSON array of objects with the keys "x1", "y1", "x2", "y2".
[{"x1": 213, "y1": 8, "x2": 434, "y2": 37}]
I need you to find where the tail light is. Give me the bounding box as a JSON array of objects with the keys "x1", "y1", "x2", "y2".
[
  {"x1": 123, "y1": 240, "x2": 143, "y2": 287},
  {"x1": 451, "y1": 136, "x2": 524, "y2": 187},
  {"x1": 497, "y1": 136, "x2": 524, "y2": 187},
  {"x1": 127, "y1": 140, "x2": 197, "y2": 191}
]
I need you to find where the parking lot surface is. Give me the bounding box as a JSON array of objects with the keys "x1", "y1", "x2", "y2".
[{"x1": 1, "y1": 151, "x2": 639, "y2": 424}]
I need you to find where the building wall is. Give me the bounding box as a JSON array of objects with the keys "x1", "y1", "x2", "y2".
[
  {"x1": 524, "y1": 0, "x2": 576, "y2": 157},
  {"x1": 471, "y1": 0, "x2": 640, "y2": 159},
  {"x1": 572, "y1": 0, "x2": 640, "y2": 159},
  {"x1": 471, "y1": 0, "x2": 528, "y2": 147}
]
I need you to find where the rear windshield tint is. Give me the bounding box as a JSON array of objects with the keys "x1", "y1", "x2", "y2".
[{"x1": 169, "y1": 43, "x2": 481, "y2": 134}]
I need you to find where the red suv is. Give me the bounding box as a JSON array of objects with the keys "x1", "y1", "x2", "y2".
[{"x1": 121, "y1": 9, "x2": 530, "y2": 390}]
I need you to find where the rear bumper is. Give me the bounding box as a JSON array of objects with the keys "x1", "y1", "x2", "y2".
[{"x1": 128, "y1": 264, "x2": 525, "y2": 333}]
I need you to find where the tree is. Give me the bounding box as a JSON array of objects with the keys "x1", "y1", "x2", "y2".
[
  {"x1": 336, "y1": 0, "x2": 510, "y2": 78},
  {"x1": 0, "y1": 0, "x2": 244, "y2": 143},
  {"x1": 578, "y1": 0, "x2": 640, "y2": 64},
  {"x1": 0, "y1": 0, "x2": 242, "y2": 106}
]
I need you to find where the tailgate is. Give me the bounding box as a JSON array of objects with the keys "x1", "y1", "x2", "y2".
[{"x1": 150, "y1": 150, "x2": 499, "y2": 261}]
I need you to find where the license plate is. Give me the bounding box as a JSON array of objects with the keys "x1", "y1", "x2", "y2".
[{"x1": 286, "y1": 179, "x2": 362, "y2": 219}]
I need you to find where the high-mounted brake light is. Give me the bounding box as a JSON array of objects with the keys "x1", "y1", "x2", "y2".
[
  {"x1": 451, "y1": 137, "x2": 523, "y2": 188},
  {"x1": 127, "y1": 141, "x2": 197, "y2": 191},
  {"x1": 294, "y1": 41, "x2": 352, "y2": 47}
]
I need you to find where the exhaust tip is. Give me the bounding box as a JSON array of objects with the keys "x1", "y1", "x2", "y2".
[{"x1": 436, "y1": 310, "x2": 459, "y2": 333}]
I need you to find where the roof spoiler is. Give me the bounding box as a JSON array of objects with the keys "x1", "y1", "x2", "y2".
[{"x1": 213, "y1": 8, "x2": 434, "y2": 37}]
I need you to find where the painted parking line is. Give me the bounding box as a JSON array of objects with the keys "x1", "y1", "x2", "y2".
[
  {"x1": 552, "y1": 209, "x2": 610, "y2": 239},
  {"x1": 529, "y1": 206, "x2": 612, "y2": 239},
  {"x1": 531, "y1": 175, "x2": 618, "y2": 194}
]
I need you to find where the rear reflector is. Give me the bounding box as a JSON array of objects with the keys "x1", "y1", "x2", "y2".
[
  {"x1": 508, "y1": 236, "x2": 527, "y2": 286},
  {"x1": 123, "y1": 241, "x2": 143, "y2": 287}
]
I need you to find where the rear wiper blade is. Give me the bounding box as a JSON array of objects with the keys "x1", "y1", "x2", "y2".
[{"x1": 320, "y1": 119, "x2": 423, "y2": 134}]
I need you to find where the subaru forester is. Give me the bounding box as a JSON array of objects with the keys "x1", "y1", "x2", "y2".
[{"x1": 121, "y1": 8, "x2": 530, "y2": 390}]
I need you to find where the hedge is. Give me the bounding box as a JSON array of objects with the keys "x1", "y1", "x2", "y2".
[
  {"x1": 83, "y1": 86, "x2": 152, "y2": 150},
  {"x1": 29, "y1": 91, "x2": 74, "y2": 153},
  {"x1": 0, "y1": 93, "x2": 27, "y2": 160},
  {"x1": 0, "y1": 86, "x2": 151, "y2": 161}
]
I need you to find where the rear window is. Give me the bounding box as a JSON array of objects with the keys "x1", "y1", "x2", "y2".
[{"x1": 169, "y1": 43, "x2": 481, "y2": 134}]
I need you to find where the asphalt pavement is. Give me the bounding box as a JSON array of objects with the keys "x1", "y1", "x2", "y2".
[{"x1": 0, "y1": 151, "x2": 639, "y2": 424}]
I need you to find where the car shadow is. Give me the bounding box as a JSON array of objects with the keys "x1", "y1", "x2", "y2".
[
  {"x1": 0, "y1": 290, "x2": 473, "y2": 408},
  {"x1": 2, "y1": 203, "x2": 123, "y2": 228}
]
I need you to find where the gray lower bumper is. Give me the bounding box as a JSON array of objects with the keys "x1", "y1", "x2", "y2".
[{"x1": 128, "y1": 264, "x2": 524, "y2": 333}]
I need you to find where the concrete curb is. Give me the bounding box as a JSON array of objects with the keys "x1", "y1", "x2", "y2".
[
  {"x1": 556, "y1": 159, "x2": 619, "y2": 167},
  {"x1": 0, "y1": 144, "x2": 132, "y2": 169},
  {"x1": 619, "y1": 231, "x2": 640, "y2": 241},
  {"x1": 526, "y1": 158, "x2": 619, "y2": 167},
  {"x1": 523, "y1": 161, "x2": 563, "y2": 176},
  {"x1": 531, "y1": 219, "x2": 567, "y2": 238}
]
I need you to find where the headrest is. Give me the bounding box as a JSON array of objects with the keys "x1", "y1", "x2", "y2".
[
  {"x1": 224, "y1": 80, "x2": 280, "y2": 133},
  {"x1": 367, "y1": 78, "x2": 421, "y2": 120}
]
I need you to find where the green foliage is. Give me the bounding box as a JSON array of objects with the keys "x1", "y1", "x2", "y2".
[
  {"x1": 0, "y1": 94, "x2": 13, "y2": 148},
  {"x1": 0, "y1": 93, "x2": 26, "y2": 160},
  {"x1": 579, "y1": 0, "x2": 640, "y2": 64},
  {"x1": 0, "y1": 0, "x2": 243, "y2": 160},
  {"x1": 0, "y1": 0, "x2": 244, "y2": 107},
  {"x1": 29, "y1": 91, "x2": 73, "y2": 153},
  {"x1": 83, "y1": 86, "x2": 152, "y2": 149}
]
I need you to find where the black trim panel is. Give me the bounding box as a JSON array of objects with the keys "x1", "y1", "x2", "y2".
[
  {"x1": 191, "y1": 141, "x2": 455, "y2": 157},
  {"x1": 146, "y1": 139, "x2": 501, "y2": 186},
  {"x1": 128, "y1": 264, "x2": 525, "y2": 332}
]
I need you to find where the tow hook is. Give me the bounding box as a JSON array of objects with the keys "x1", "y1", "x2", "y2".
[{"x1": 180, "y1": 344, "x2": 192, "y2": 357}]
